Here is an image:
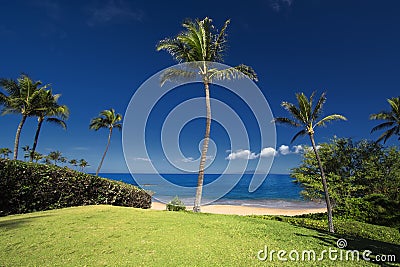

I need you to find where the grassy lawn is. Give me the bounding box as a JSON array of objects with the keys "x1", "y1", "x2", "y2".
[{"x1": 0, "y1": 205, "x2": 398, "y2": 266}]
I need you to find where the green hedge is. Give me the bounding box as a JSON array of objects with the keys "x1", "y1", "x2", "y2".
[{"x1": 0, "y1": 159, "x2": 151, "y2": 216}]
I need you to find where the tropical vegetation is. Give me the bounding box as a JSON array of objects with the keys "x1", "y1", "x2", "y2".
[
  {"x1": 89, "y1": 108, "x2": 122, "y2": 176},
  {"x1": 370, "y1": 96, "x2": 400, "y2": 143},
  {"x1": 292, "y1": 137, "x2": 400, "y2": 228},
  {"x1": 0, "y1": 159, "x2": 151, "y2": 216},
  {"x1": 0, "y1": 74, "x2": 49, "y2": 159},
  {"x1": 157, "y1": 17, "x2": 257, "y2": 212},
  {"x1": 274, "y1": 92, "x2": 347, "y2": 233},
  {"x1": 30, "y1": 89, "x2": 69, "y2": 161}
]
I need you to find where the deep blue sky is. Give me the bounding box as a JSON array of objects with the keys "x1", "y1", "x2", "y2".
[{"x1": 1, "y1": 0, "x2": 399, "y2": 174}]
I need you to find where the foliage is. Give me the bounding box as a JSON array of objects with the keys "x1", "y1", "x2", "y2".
[
  {"x1": 254, "y1": 214, "x2": 400, "y2": 245},
  {"x1": 370, "y1": 96, "x2": 400, "y2": 143},
  {"x1": 166, "y1": 196, "x2": 186, "y2": 211},
  {"x1": 30, "y1": 89, "x2": 69, "y2": 161},
  {"x1": 0, "y1": 148, "x2": 12, "y2": 159},
  {"x1": 0, "y1": 74, "x2": 49, "y2": 159},
  {"x1": 0, "y1": 205, "x2": 394, "y2": 266},
  {"x1": 89, "y1": 108, "x2": 122, "y2": 176},
  {"x1": 0, "y1": 159, "x2": 151, "y2": 216},
  {"x1": 274, "y1": 91, "x2": 347, "y2": 233},
  {"x1": 291, "y1": 138, "x2": 400, "y2": 227}
]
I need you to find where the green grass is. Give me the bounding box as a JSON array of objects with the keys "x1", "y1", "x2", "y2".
[{"x1": 0, "y1": 205, "x2": 398, "y2": 266}]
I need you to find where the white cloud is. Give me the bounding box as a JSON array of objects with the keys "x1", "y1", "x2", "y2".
[
  {"x1": 133, "y1": 157, "x2": 151, "y2": 162},
  {"x1": 87, "y1": 0, "x2": 144, "y2": 26},
  {"x1": 260, "y1": 147, "x2": 278, "y2": 157},
  {"x1": 293, "y1": 145, "x2": 303, "y2": 154},
  {"x1": 226, "y1": 149, "x2": 258, "y2": 160},
  {"x1": 269, "y1": 0, "x2": 294, "y2": 12},
  {"x1": 278, "y1": 145, "x2": 290, "y2": 155}
]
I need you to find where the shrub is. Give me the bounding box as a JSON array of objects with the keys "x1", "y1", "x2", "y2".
[
  {"x1": 0, "y1": 159, "x2": 152, "y2": 216},
  {"x1": 166, "y1": 196, "x2": 186, "y2": 211}
]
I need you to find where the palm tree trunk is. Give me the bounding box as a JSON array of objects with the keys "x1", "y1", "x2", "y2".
[
  {"x1": 309, "y1": 134, "x2": 335, "y2": 233},
  {"x1": 193, "y1": 82, "x2": 211, "y2": 212},
  {"x1": 96, "y1": 127, "x2": 113, "y2": 176},
  {"x1": 30, "y1": 117, "x2": 44, "y2": 162},
  {"x1": 13, "y1": 115, "x2": 27, "y2": 160}
]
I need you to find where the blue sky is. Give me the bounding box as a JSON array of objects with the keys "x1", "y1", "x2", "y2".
[{"x1": 1, "y1": 0, "x2": 399, "y2": 174}]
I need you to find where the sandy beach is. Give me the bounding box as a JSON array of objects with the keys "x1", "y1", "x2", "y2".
[{"x1": 151, "y1": 201, "x2": 326, "y2": 216}]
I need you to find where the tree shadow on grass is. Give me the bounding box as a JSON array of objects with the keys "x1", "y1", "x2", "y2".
[
  {"x1": 0, "y1": 214, "x2": 51, "y2": 230},
  {"x1": 294, "y1": 229, "x2": 400, "y2": 266}
]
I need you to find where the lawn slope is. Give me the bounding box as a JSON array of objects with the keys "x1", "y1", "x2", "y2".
[{"x1": 0, "y1": 205, "x2": 396, "y2": 266}]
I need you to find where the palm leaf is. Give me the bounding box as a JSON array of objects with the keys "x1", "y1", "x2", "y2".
[
  {"x1": 315, "y1": 114, "x2": 347, "y2": 127},
  {"x1": 291, "y1": 129, "x2": 308, "y2": 143},
  {"x1": 296, "y1": 92, "x2": 311, "y2": 123},
  {"x1": 281, "y1": 101, "x2": 304, "y2": 124},
  {"x1": 311, "y1": 91, "x2": 327, "y2": 121},
  {"x1": 273, "y1": 117, "x2": 301, "y2": 127},
  {"x1": 46, "y1": 117, "x2": 67, "y2": 129},
  {"x1": 370, "y1": 121, "x2": 394, "y2": 133},
  {"x1": 160, "y1": 68, "x2": 197, "y2": 86}
]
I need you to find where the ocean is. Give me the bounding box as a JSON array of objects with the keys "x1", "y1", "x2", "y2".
[{"x1": 99, "y1": 173, "x2": 324, "y2": 209}]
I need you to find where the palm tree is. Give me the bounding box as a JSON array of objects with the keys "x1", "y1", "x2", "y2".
[
  {"x1": 0, "y1": 148, "x2": 11, "y2": 159},
  {"x1": 22, "y1": 145, "x2": 31, "y2": 161},
  {"x1": 370, "y1": 97, "x2": 400, "y2": 143},
  {"x1": 30, "y1": 90, "x2": 69, "y2": 161},
  {"x1": 31, "y1": 151, "x2": 44, "y2": 163},
  {"x1": 274, "y1": 92, "x2": 347, "y2": 233},
  {"x1": 156, "y1": 17, "x2": 257, "y2": 212},
  {"x1": 47, "y1": 150, "x2": 62, "y2": 165},
  {"x1": 0, "y1": 74, "x2": 48, "y2": 159},
  {"x1": 69, "y1": 159, "x2": 78, "y2": 169},
  {"x1": 89, "y1": 108, "x2": 122, "y2": 176},
  {"x1": 78, "y1": 159, "x2": 89, "y2": 172}
]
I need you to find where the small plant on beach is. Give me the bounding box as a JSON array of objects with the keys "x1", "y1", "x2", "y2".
[
  {"x1": 166, "y1": 196, "x2": 186, "y2": 211},
  {"x1": 89, "y1": 108, "x2": 122, "y2": 176},
  {"x1": 274, "y1": 91, "x2": 347, "y2": 233}
]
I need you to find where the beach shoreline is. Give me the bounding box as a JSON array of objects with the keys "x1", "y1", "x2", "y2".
[{"x1": 151, "y1": 201, "x2": 326, "y2": 216}]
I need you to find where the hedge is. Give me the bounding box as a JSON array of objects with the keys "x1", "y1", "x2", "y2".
[{"x1": 0, "y1": 159, "x2": 152, "y2": 216}]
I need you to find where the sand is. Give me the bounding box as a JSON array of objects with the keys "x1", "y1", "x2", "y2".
[{"x1": 151, "y1": 201, "x2": 326, "y2": 216}]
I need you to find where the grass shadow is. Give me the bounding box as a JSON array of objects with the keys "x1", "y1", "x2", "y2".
[
  {"x1": 294, "y1": 229, "x2": 400, "y2": 266},
  {"x1": 0, "y1": 214, "x2": 51, "y2": 230}
]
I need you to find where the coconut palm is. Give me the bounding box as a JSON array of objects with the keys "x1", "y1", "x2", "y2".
[
  {"x1": 89, "y1": 108, "x2": 122, "y2": 176},
  {"x1": 370, "y1": 97, "x2": 400, "y2": 143},
  {"x1": 156, "y1": 17, "x2": 257, "y2": 212},
  {"x1": 78, "y1": 159, "x2": 89, "y2": 172},
  {"x1": 69, "y1": 159, "x2": 78, "y2": 169},
  {"x1": 0, "y1": 148, "x2": 12, "y2": 159},
  {"x1": 47, "y1": 150, "x2": 62, "y2": 166},
  {"x1": 30, "y1": 90, "x2": 69, "y2": 161},
  {"x1": 31, "y1": 151, "x2": 44, "y2": 163},
  {"x1": 22, "y1": 145, "x2": 31, "y2": 161},
  {"x1": 274, "y1": 92, "x2": 347, "y2": 233},
  {"x1": 0, "y1": 74, "x2": 48, "y2": 159}
]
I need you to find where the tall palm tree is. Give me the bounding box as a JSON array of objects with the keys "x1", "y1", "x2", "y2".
[
  {"x1": 156, "y1": 17, "x2": 257, "y2": 212},
  {"x1": 0, "y1": 74, "x2": 48, "y2": 159},
  {"x1": 89, "y1": 108, "x2": 122, "y2": 176},
  {"x1": 30, "y1": 90, "x2": 69, "y2": 161},
  {"x1": 370, "y1": 97, "x2": 400, "y2": 143},
  {"x1": 274, "y1": 92, "x2": 347, "y2": 233}
]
